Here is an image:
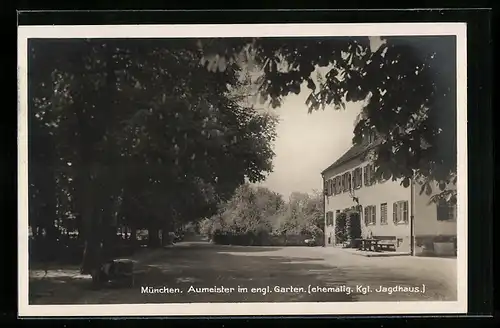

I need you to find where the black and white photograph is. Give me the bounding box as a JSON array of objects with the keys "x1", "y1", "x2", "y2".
[{"x1": 18, "y1": 23, "x2": 467, "y2": 316}]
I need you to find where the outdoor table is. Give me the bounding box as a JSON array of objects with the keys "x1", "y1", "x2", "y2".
[{"x1": 358, "y1": 238, "x2": 380, "y2": 252}]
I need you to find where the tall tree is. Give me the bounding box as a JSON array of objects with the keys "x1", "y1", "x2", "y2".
[
  {"x1": 274, "y1": 191, "x2": 324, "y2": 238},
  {"x1": 28, "y1": 38, "x2": 277, "y2": 275},
  {"x1": 208, "y1": 184, "x2": 283, "y2": 237}
]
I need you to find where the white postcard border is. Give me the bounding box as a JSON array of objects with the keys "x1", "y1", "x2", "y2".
[{"x1": 17, "y1": 22, "x2": 468, "y2": 317}]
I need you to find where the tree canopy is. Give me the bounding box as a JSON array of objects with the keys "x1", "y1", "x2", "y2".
[
  {"x1": 28, "y1": 38, "x2": 278, "y2": 270},
  {"x1": 197, "y1": 36, "x2": 457, "y2": 203}
]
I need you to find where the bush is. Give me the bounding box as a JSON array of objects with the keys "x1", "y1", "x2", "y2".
[
  {"x1": 210, "y1": 230, "x2": 311, "y2": 247},
  {"x1": 347, "y1": 212, "x2": 362, "y2": 241},
  {"x1": 335, "y1": 213, "x2": 347, "y2": 244}
]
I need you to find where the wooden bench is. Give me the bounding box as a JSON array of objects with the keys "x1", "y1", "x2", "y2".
[
  {"x1": 373, "y1": 236, "x2": 397, "y2": 252},
  {"x1": 99, "y1": 259, "x2": 135, "y2": 287}
]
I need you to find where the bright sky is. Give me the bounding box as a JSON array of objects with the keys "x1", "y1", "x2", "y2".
[
  {"x1": 252, "y1": 36, "x2": 384, "y2": 198},
  {"x1": 255, "y1": 91, "x2": 362, "y2": 198}
]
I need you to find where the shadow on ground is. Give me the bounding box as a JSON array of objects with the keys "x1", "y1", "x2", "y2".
[
  {"x1": 29, "y1": 243, "x2": 456, "y2": 304},
  {"x1": 174, "y1": 243, "x2": 287, "y2": 253}
]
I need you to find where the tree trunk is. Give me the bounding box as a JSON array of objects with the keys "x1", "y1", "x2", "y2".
[
  {"x1": 130, "y1": 226, "x2": 137, "y2": 243},
  {"x1": 161, "y1": 216, "x2": 175, "y2": 246},
  {"x1": 161, "y1": 227, "x2": 169, "y2": 247},
  {"x1": 148, "y1": 219, "x2": 161, "y2": 248},
  {"x1": 76, "y1": 214, "x2": 84, "y2": 241},
  {"x1": 100, "y1": 200, "x2": 116, "y2": 262},
  {"x1": 80, "y1": 175, "x2": 102, "y2": 275},
  {"x1": 81, "y1": 221, "x2": 101, "y2": 275}
]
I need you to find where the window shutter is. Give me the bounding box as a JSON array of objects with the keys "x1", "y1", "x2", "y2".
[
  {"x1": 364, "y1": 207, "x2": 369, "y2": 226},
  {"x1": 449, "y1": 205, "x2": 456, "y2": 221},
  {"x1": 372, "y1": 206, "x2": 376, "y2": 225},
  {"x1": 363, "y1": 166, "x2": 368, "y2": 186},
  {"x1": 370, "y1": 164, "x2": 375, "y2": 185},
  {"x1": 393, "y1": 202, "x2": 398, "y2": 224},
  {"x1": 436, "y1": 201, "x2": 447, "y2": 221},
  {"x1": 403, "y1": 201, "x2": 409, "y2": 223},
  {"x1": 369, "y1": 165, "x2": 373, "y2": 186}
]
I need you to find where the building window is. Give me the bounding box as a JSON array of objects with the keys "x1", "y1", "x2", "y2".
[
  {"x1": 393, "y1": 200, "x2": 409, "y2": 225},
  {"x1": 363, "y1": 131, "x2": 377, "y2": 144},
  {"x1": 353, "y1": 167, "x2": 363, "y2": 189},
  {"x1": 437, "y1": 199, "x2": 456, "y2": 221},
  {"x1": 325, "y1": 211, "x2": 333, "y2": 226},
  {"x1": 368, "y1": 132, "x2": 376, "y2": 143},
  {"x1": 331, "y1": 178, "x2": 337, "y2": 195},
  {"x1": 363, "y1": 164, "x2": 376, "y2": 187},
  {"x1": 364, "y1": 205, "x2": 376, "y2": 226},
  {"x1": 335, "y1": 176, "x2": 342, "y2": 194},
  {"x1": 323, "y1": 180, "x2": 328, "y2": 196},
  {"x1": 380, "y1": 203, "x2": 388, "y2": 225},
  {"x1": 341, "y1": 172, "x2": 352, "y2": 193}
]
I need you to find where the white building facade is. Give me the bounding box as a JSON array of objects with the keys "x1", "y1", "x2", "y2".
[{"x1": 322, "y1": 138, "x2": 457, "y2": 256}]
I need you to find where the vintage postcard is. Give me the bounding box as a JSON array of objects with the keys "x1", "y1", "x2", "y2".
[{"x1": 18, "y1": 22, "x2": 467, "y2": 317}]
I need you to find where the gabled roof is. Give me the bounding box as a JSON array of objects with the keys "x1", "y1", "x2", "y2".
[{"x1": 321, "y1": 138, "x2": 381, "y2": 175}]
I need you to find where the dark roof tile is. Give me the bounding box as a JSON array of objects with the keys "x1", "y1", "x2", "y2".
[{"x1": 321, "y1": 138, "x2": 381, "y2": 175}]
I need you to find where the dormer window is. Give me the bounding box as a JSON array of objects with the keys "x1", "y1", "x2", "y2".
[
  {"x1": 368, "y1": 132, "x2": 376, "y2": 143},
  {"x1": 363, "y1": 130, "x2": 377, "y2": 144}
]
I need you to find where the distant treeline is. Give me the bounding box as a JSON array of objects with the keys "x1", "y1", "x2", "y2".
[{"x1": 199, "y1": 184, "x2": 324, "y2": 246}]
